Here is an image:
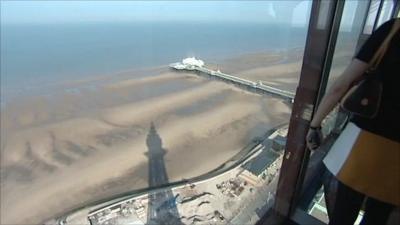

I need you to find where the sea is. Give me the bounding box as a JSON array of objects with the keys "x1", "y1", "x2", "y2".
[{"x1": 0, "y1": 22, "x2": 308, "y2": 102}]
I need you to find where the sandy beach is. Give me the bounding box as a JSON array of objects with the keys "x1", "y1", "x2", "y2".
[{"x1": 0, "y1": 51, "x2": 299, "y2": 224}]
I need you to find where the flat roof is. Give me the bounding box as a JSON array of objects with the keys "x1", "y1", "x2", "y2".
[{"x1": 242, "y1": 149, "x2": 280, "y2": 176}]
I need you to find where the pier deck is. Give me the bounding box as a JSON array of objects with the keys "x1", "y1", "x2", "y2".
[{"x1": 170, "y1": 61, "x2": 295, "y2": 102}]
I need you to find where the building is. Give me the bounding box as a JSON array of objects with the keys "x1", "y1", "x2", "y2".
[
  {"x1": 169, "y1": 57, "x2": 204, "y2": 70},
  {"x1": 238, "y1": 149, "x2": 280, "y2": 186}
]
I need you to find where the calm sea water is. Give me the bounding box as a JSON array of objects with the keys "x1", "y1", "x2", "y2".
[{"x1": 1, "y1": 22, "x2": 307, "y2": 98}]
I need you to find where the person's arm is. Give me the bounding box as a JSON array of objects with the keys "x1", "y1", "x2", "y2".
[
  {"x1": 306, "y1": 19, "x2": 397, "y2": 150},
  {"x1": 310, "y1": 59, "x2": 369, "y2": 127},
  {"x1": 306, "y1": 59, "x2": 368, "y2": 150}
]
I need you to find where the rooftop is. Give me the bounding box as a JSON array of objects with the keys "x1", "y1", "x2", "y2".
[{"x1": 242, "y1": 149, "x2": 280, "y2": 177}]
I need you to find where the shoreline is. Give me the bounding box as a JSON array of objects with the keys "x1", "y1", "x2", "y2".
[{"x1": 0, "y1": 47, "x2": 304, "y2": 105}]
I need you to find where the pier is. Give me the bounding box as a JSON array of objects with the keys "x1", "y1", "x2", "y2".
[{"x1": 170, "y1": 58, "x2": 295, "y2": 102}]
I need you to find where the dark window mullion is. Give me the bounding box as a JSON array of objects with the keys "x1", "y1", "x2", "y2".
[
  {"x1": 373, "y1": 0, "x2": 385, "y2": 31},
  {"x1": 273, "y1": 0, "x2": 345, "y2": 221},
  {"x1": 392, "y1": 0, "x2": 400, "y2": 18},
  {"x1": 356, "y1": 0, "x2": 373, "y2": 51}
]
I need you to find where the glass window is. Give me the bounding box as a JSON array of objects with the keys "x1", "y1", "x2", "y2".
[
  {"x1": 327, "y1": 0, "x2": 370, "y2": 88},
  {"x1": 302, "y1": 0, "x2": 370, "y2": 223},
  {"x1": 363, "y1": 0, "x2": 395, "y2": 35},
  {"x1": 363, "y1": 0, "x2": 382, "y2": 34},
  {"x1": 0, "y1": 1, "x2": 311, "y2": 225},
  {"x1": 304, "y1": 3, "x2": 396, "y2": 222},
  {"x1": 376, "y1": 0, "x2": 395, "y2": 27},
  {"x1": 319, "y1": 0, "x2": 370, "y2": 138}
]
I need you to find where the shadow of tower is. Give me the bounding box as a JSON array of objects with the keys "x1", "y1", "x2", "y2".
[{"x1": 145, "y1": 122, "x2": 182, "y2": 225}]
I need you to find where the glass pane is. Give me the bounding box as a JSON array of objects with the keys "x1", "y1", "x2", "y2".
[
  {"x1": 376, "y1": 0, "x2": 395, "y2": 27},
  {"x1": 307, "y1": 187, "x2": 365, "y2": 225},
  {"x1": 328, "y1": 0, "x2": 370, "y2": 90},
  {"x1": 1, "y1": 1, "x2": 311, "y2": 224},
  {"x1": 307, "y1": 188, "x2": 329, "y2": 223},
  {"x1": 363, "y1": 0, "x2": 382, "y2": 34},
  {"x1": 229, "y1": 1, "x2": 311, "y2": 94},
  {"x1": 324, "y1": 0, "x2": 370, "y2": 138},
  {"x1": 303, "y1": 0, "x2": 370, "y2": 222}
]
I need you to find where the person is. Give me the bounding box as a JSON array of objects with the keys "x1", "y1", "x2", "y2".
[{"x1": 306, "y1": 18, "x2": 400, "y2": 225}]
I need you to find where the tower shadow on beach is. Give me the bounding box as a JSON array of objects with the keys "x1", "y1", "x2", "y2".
[{"x1": 145, "y1": 122, "x2": 182, "y2": 225}]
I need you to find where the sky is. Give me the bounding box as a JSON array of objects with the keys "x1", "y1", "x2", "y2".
[{"x1": 0, "y1": 1, "x2": 312, "y2": 26}]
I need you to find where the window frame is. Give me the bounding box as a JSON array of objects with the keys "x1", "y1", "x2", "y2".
[
  {"x1": 271, "y1": 0, "x2": 346, "y2": 222},
  {"x1": 259, "y1": 1, "x2": 399, "y2": 224}
]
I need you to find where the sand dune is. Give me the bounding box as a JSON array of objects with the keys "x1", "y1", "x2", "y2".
[
  {"x1": 2, "y1": 98, "x2": 280, "y2": 224},
  {"x1": 233, "y1": 61, "x2": 302, "y2": 92},
  {"x1": 2, "y1": 82, "x2": 227, "y2": 164},
  {"x1": 105, "y1": 72, "x2": 186, "y2": 89},
  {"x1": 238, "y1": 61, "x2": 302, "y2": 80},
  {"x1": 1, "y1": 72, "x2": 203, "y2": 134},
  {"x1": 6, "y1": 101, "x2": 263, "y2": 193},
  {"x1": 159, "y1": 102, "x2": 261, "y2": 141},
  {"x1": 101, "y1": 82, "x2": 230, "y2": 126},
  {"x1": 1, "y1": 118, "x2": 114, "y2": 165}
]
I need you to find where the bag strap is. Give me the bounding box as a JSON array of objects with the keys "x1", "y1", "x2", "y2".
[{"x1": 369, "y1": 19, "x2": 400, "y2": 71}]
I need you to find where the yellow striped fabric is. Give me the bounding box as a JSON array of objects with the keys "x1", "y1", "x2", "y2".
[{"x1": 324, "y1": 123, "x2": 400, "y2": 206}]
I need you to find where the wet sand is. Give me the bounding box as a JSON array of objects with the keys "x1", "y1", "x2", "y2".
[{"x1": 1, "y1": 52, "x2": 297, "y2": 224}]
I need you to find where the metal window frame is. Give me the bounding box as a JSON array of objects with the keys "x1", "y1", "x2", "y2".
[
  {"x1": 356, "y1": 0, "x2": 373, "y2": 51},
  {"x1": 257, "y1": 0, "x2": 394, "y2": 224},
  {"x1": 393, "y1": 0, "x2": 400, "y2": 17},
  {"x1": 275, "y1": 0, "x2": 395, "y2": 224},
  {"x1": 373, "y1": 0, "x2": 385, "y2": 31},
  {"x1": 355, "y1": 0, "x2": 398, "y2": 69},
  {"x1": 272, "y1": 0, "x2": 345, "y2": 221},
  {"x1": 356, "y1": 0, "x2": 398, "y2": 50},
  {"x1": 258, "y1": 0, "x2": 400, "y2": 224}
]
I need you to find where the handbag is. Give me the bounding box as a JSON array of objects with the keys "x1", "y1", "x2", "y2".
[{"x1": 341, "y1": 20, "x2": 400, "y2": 118}]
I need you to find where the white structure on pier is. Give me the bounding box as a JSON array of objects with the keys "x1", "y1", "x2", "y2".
[{"x1": 170, "y1": 57, "x2": 204, "y2": 70}]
